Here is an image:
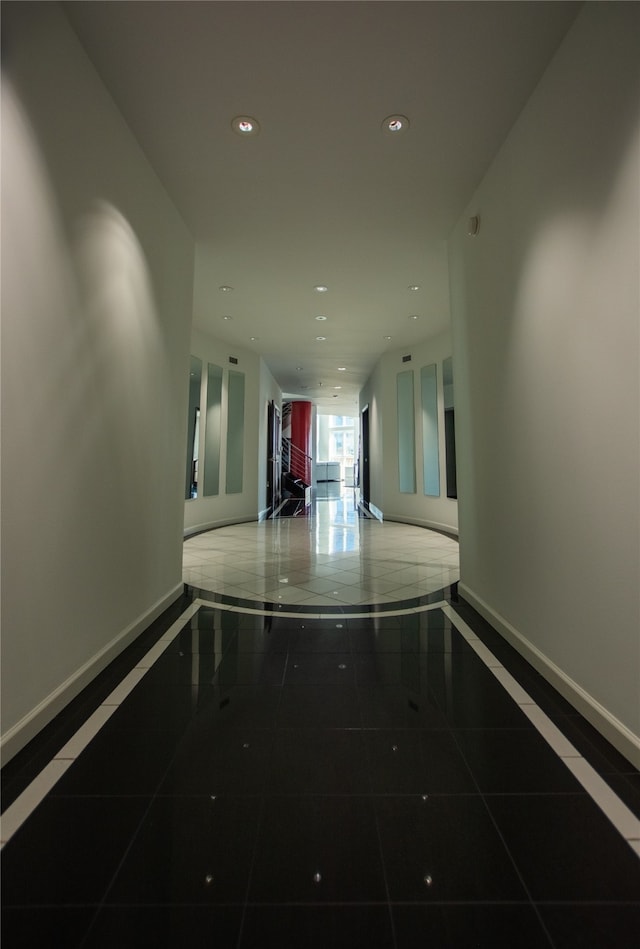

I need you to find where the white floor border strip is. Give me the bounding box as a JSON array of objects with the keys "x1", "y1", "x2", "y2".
[
  {"x1": 0, "y1": 600, "x2": 202, "y2": 848},
  {"x1": 3, "y1": 597, "x2": 638, "y2": 861},
  {"x1": 0, "y1": 598, "x2": 445, "y2": 848},
  {"x1": 442, "y1": 604, "x2": 640, "y2": 859}
]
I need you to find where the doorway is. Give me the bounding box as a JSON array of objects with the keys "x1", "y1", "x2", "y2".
[
  {"x1": 266, "y1": 400, "x2": 281, "y2": 515},
  {"x1": 360, "y1": 404, "x2": 370, "y2": 507}
]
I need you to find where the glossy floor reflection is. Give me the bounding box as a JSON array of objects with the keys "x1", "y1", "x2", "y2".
[
  {"x1": 183, "y1": 492, "x2": 460, "y2": 606},
  {"x1": 2, "y1": 594, "x2": 639, "y2": 948}
]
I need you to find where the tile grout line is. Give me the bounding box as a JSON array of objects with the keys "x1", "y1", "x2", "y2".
[{"x1": 441, "y1": 604, "x2": 640, "y2": 857}]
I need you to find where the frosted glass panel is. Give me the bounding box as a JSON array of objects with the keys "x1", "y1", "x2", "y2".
[
  {"x1": 226, "y1": 370, "x2": 245, "y2": 494},
  {"x1": 421, "y1": 363, "x2": 440, "y2": 496},
  {"x1": 397, "y1": 370, "x2": 416, "y2": 494},
  {"x1": 204, "y1": 363, "x2": 223, "y2": 496},
  {"x1": 443, "y1": 356, "x2": 457, "y2": 499},
  {"x1": 185, "y1": 355, "x2": 202, "y2": 499}
]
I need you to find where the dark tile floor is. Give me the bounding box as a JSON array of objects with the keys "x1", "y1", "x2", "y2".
[{"x1": 2, "y1": 596, "x2": 639, "y2": 948}]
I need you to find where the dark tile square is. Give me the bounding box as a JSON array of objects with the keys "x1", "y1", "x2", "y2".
[
  {"x1": 1, "y1": 907, "x2": 95, "y2": 949},
  {"x1": 487, "y1": 794, "x2": 640, "y2": 901},
  {"x1": 107, "y1": 682, "x2": 207, "y2": 730},
  {"x1": 266, "y1": 728, "x2": 369, "y2": 794},
  {"x1": 225, "y1": 626, "x2": 291, "y2": 653},
  {"x1": 392, "y1": 904, "x2": 552, "y2": 948},
  {"x1": 538, "y1": 903, "x2": 640, "y2": 949},
  {"x1": 358, "y1": 685, "x2": 446, "y2": 729},
  {"x1": 142, "y1": 648, "x2": 223, "y2": 686},
  {"x1": 454, "y1": 728, "x2": 583, "y2": 793},
  {"x1": 375, "y1": 794, "x2": 527, "y2": 901},
  {"x1": 158, "y1": 728, "x2": 273, "y2": 795},
  {"x1": 249, "y1": 796, "x2": 386, "y2": 903},
  {"x1": 349, "y1": 628, "x2": 409, "y2": 653},
  {"x1": 355, "y1": 653, "x2": 426, "y2": 689},
  {"x1": 1, "y1": 796, "x2": 148, "y2": 906},
  {"x1": 84, "y1": 905, "x2": 243, "y2": 949},
  {"x1": 289, "y1": 626, "x2": 350, "y2": 652},
  {"x1": 428, "y1": 654, "x2": 534, "y2": 728},
  {"x1": 187, "y1": 685, "x2": 282, "y2": 730},
  {"x1": 240, "y1": 905, "x2": 395, "y2": 949},
  {"x1": 285, "y1": 653, "x2": 355, "y2": 685},
  {"x1": 365, "y1": 729, "x2": 475, "y2": 794},
  {"x1": 213, "y1": 650, "x2": 287, "y2": 686},
  {"x1": 171, "y1": 622, "x2": 235, "y2": 655},
  {"x1": 277, "y1": 686, "x2": 362, "y2": 728},
  {"x1": 106, "y1": 795, "x2": 259, "y2": 904},
  {"x1": 415, "y1": 609, "x2": 451, "y2": 629},
  {"x1": 51, "y1": 724, "x2": 182, "y2": 796},
  {"x1": 414, "y1": 628, "x2": 472, "y2": 655}
]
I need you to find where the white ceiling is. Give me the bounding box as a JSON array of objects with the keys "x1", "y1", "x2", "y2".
[{"x1": 63, "y1": 0, "x2": 580, "y2": 414}]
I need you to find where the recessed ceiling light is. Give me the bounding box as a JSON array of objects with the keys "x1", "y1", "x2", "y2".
[
  {"x1": 408, "y1": 285, "x2": 420, "y2": 291},
  {"x1": 337, "y1": 367, "x2": 346, "y2": 371},
  {"x1": 315, "y1": 315, "x2": 327, "y2": 321},
  {"x1": 231, "y1": 115, "x2": 260, "y2": 136},
  {"x1": 250, "y1": 336, "x2": 259, "y2": 341},
  {"x1": 222, "y1": 315, "x2": 233, "y2": 321},
  {"x1": 314, "y1": 285, "x2": 328, "y2": 293},
  {"x1": 384, "y1": 336, "x2": 392, "y2": 341},
  {"x1": 219, "y1": 285, "x2": 234, "y2": 292},
  {"x1": 333, "y1": 386, "x2": 342, "y2": 390},
  {"x1": 382, "y1": 114, "x2": 410, "y2": 135},
  {"x1": 409, "y1": 314, "x2": 420, "y2": 321},
  {"x1": 315, "y1": 336, "x2": 327, "y2": 341},
  {"x1": 296, "y1": 366, "x2": 304, "y2": 371}
]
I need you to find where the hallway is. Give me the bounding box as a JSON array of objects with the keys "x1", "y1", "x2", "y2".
[{"x1": 2, "y1": 514, "x2": 639, "y2": 948}]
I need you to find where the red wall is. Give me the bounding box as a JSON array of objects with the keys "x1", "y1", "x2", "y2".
[{"x1": 290, "y1": 400, "x2": 312, "y2": 458}]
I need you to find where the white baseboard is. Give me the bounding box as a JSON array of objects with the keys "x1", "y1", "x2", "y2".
[
  {"x1": 183, "y1": 515, "x2": 257, "y2": 538},
  {"x1": 0, "y1": 581, "x2": 185, "y2": 766},
  {"x1": 458, "y1": 582, "x2": 640, "y2": 770},
  {"x1": 384, "y1": 513, "x2": 459, "y2": 538}
]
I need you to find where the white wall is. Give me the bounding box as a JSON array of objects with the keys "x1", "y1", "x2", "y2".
[
  {"x1": 360, "y1": 331, "x2": 459, "y2": 535},
  {"x1": 449, "y1": 3, "x2": 640, "y2": 764},
  {"x1": 184, "y1": 328, "x2": 281, "y2": 533},
  {"x1": 1, "y1": 3, "x2": 194, "y2": 760}
]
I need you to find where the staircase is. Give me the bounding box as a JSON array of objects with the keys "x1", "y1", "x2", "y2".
[{"x1": 280, "y1": 402, "x2": 312, "y2": 514}]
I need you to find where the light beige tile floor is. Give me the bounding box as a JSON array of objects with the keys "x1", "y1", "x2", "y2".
[{"x1": 183, "y1": 494, "x2": 459, "y2": 606}]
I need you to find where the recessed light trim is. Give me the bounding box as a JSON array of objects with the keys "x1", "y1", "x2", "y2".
[
  {"x1": 231, "y1": 115, "x2": 260, "y2": 136},
  {"x1": 382, "y1": 114, "x2": 410, "y2": 135},
  {"x1": 315, "y1": 315, "x2": 327, "y2": 321},
  {"x1": 315, "y1": 336, "x2": 327, "y2": 341},
  {"x1": 314, "y1": 285, "x2": 328, "y2": 293}
]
